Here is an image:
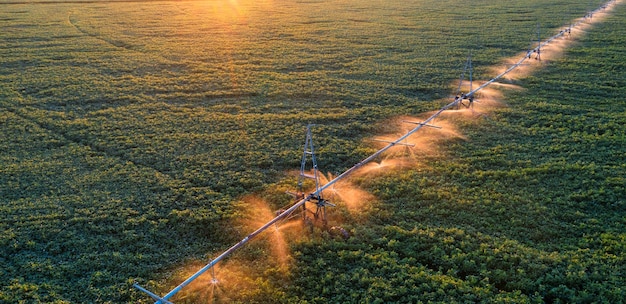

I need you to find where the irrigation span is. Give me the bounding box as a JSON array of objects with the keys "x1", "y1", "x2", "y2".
[{"x1": 134, "y1": 1, "x2": 619, "y2": 302}]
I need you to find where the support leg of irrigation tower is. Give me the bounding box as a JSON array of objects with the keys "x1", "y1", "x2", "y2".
[
  {"x1": 455, "y1": 53, "x2": 476, "y2": 109},
  {"x1": 298, "y1": 124, "x2": 334, "y2": 226}
]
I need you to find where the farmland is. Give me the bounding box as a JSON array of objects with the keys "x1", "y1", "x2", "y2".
[{"x1": 1, "y1": 0, "x2": 624, "y2": 303}]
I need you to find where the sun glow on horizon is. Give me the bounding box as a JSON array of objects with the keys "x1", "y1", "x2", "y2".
[{"x1": 192, "y1": 0, "x2": 272, "y2": 22}]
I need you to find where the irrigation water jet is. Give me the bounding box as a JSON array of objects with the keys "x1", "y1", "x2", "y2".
[{"x1": 133, "y1": 1, "x2": 621, "y2": 302}]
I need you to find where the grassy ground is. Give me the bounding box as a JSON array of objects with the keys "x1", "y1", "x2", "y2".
[
  {"x1": 0, "y1": 0, "x2": 622, "y2": 303},
  {"x1": 284, "y1": 4, "x2": 626, "y2": 303}
]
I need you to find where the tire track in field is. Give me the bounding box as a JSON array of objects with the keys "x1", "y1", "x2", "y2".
[
  {"x1": 67, "y1": 11, "x2": 149, "y2": 57},
  {"x1": 0, "y1": 88, "x2": 186, "y2": 189},
  {"x1": 66, "y1": 10, "x2": 188, "y2": 66}
]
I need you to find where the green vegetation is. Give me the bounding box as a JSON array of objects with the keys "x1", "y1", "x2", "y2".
[
  {"x1": 282, "y1": 6, "x2": 626, "y2": 303},
  {"x1": 1, "y1": 0, "x2": 623, "y2": 303}
]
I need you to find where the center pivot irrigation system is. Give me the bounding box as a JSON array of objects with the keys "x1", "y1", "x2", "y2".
[{"x1": 134, "y1": 1, "x2": 617, "y2": 302}]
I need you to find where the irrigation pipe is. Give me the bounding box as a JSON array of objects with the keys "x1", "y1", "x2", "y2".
[{"x1": 134, "y1": 0, "x2": 618, "y2": 302}]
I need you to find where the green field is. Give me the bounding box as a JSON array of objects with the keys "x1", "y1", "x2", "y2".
[{"x1": 1, "y1": 0, "x2": 624, "y2": 303}]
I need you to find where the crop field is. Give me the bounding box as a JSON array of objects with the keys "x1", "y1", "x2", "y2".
[{"x1": 1, "y1": 0, "x2": 625, "y2": 303}]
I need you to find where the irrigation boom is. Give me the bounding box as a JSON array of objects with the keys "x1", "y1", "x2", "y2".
[{"x1": 134, "y1": 1, "x2": 617, "y2": 302}]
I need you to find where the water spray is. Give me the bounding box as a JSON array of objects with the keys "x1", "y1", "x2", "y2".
[{"x1": 133, "y1": 1, "x2": 619, "y2": 302}]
